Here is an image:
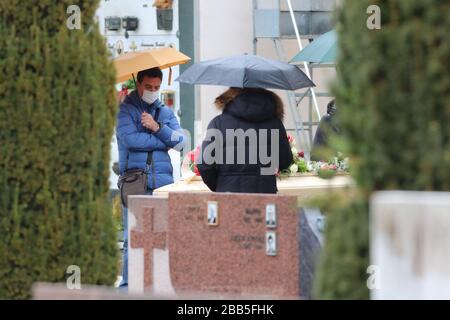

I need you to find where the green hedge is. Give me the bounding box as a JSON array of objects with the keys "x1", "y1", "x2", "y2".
[
  {"x1": 314, "y1": 0, "x2": 450, "y2": 299},
  {"x1": 0, "y1": 1, "x2": 118, "y2": 298}
]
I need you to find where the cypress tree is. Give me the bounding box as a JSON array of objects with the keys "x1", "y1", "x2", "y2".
[
  {"x1": 0, "y1": 1, "x2": 118, "y2": 298},
  {"x1": 314, "y1": 0, "x2": 450, "y2": 299}
]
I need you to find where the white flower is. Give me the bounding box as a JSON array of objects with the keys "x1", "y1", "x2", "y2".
[
  {"x1": 291, "y1": 147, "x2": 298, "y2": 155},
  {"x1": 306, "y1": 162, "x2": 313, "y2": 172},
  {"x1": 289, "y1": 163, "x2": 298, "y2": 173}
]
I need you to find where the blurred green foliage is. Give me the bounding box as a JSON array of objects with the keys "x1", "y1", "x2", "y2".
[
  {"x1": 314, "y1": 0, "x2": 450, "y2": 299},
  {"x1": 0, "y1": 1, "x2": 119, "y2": 298}
]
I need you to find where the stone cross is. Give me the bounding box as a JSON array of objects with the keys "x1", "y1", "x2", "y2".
[
  {"x1": 129, "y1": 197, "x2": 168, "y2": 290},
  {"x1": 130, "y1": 207, "x2": 166, "y2": 287}
]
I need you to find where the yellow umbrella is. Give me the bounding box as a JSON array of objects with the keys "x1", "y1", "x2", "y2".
[{"x1": 114, "y1": 47, "x2": 191, "y2": 84}]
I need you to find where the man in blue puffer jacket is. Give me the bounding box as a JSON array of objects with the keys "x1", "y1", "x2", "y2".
[{"x1": 116, "y1": 67, "x2": 185, "y2": 290}]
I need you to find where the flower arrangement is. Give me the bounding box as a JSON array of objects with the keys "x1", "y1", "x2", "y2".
[
  {"x1": 284, "y1": 134, "x2": 308, "y2": 174},
  {"x1": 280, "y1": 134, "x2": 350, "y2": 179},
  {"x1": 184, "y1": 145, "x2": 201, "y2": 176},
  {"x1": 307, "y1": 153, "x2": 350, "y2": 179},
  {"x1": 182, "y1": 135, "x2": 350, "y2": 180}
]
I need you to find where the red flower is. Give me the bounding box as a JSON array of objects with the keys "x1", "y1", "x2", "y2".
[
  {"x1": 186, "y1": 146, "x2": 202, "y2": 176},
  {"x1": 187, "y1": 146, "x2": 201, "y2": 164},
  {"x1": 187, "y1": 151, "x2": 195, "y2": 162},
  {"x1": 287, "y1": 134, "x2": 294, "y2": 143},
  {"x1": 193, "y1": 164, "x2": 200, "y2": 176},
  {"x1": 298, "y1": 151, "x2": 304, "y2": 158}
]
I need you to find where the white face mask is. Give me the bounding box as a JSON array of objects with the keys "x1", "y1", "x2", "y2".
[{"x1": 141, "y1": 90, "x2": 159, "y2": 105}]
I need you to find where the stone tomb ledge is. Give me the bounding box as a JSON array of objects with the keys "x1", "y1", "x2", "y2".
[
  {"x1": 128, "y1": 192, "x2": 305, "y2": 298},
  {"x1": 32, "y1": 283, "x2": 297, "y2": 300},
  {"x1": 153, "y1": 174, "x2": 354, "y2": 203}
]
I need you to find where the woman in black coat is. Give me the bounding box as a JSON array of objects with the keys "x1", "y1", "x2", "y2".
[{"x1": 197, "y1": 88, "x2": 293, "y2": 194}]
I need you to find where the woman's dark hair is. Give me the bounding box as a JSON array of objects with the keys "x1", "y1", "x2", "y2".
[
  {"x1": 137, "y1": 67, "x2": 163, "y2": 83},
  {"x1": 214, "y1": 87, "x2": 285, "y2": 120}
]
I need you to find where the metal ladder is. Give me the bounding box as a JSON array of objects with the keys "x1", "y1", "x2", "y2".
[
  {"x1": 273, "y1": 38, "x2": 311, "y2": 153},
  {"x1": 252, "y1": 0, "x2": 335, "y2": 156}
]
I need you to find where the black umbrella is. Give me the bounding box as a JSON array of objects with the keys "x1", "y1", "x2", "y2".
[{"x1": 176, "y1": 53, "x2": 315, "y2": 90}]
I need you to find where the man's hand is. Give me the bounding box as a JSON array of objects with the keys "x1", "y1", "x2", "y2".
[{"x1": 141, "y1": 112, "x2": 160, "y2": 132}]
